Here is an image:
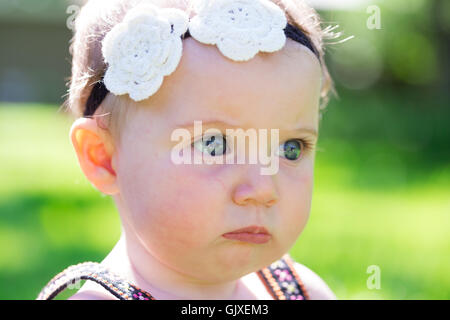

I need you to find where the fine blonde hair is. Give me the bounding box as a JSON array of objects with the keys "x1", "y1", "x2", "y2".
[{"x1": 63, "y1": 0, "x2": 338, "y2": 144}]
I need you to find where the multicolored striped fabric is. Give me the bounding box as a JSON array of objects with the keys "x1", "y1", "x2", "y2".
[{"x1": 37, "y1": 254, "x2": 308, "y2": 300}]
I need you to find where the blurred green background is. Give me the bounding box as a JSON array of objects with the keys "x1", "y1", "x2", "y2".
[{"x1": 0, "y1": 0, "x2": 449, "y2": 299}]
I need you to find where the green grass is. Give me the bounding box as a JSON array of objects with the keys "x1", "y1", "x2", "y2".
[{"x1": 0, "y1": 94, "x2": 449, "y2": 299}]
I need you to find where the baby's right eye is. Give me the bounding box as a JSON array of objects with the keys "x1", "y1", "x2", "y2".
[{"x1": 192, "y1": 133, "x2": 227, "y2": 157}]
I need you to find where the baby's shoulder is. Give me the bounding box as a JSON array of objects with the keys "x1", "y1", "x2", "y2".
[
  {"x1": 38, "y1": 261, "x2": 132, "y2": 300},
  {"x1": 68, "y1": 281, "x2": 118, "y2": 300},
  {"x1": 291, "y1": 261, "x2": 337, "y2": 300},
  {"x1": 68, "y1": 290, "x2": 116, "y2": 300}
]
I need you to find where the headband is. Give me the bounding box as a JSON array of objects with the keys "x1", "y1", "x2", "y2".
[{"x1": 83, "y1": 0, "x2": 319, "y2": 117}]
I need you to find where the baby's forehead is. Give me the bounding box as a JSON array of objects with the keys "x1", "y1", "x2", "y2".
[{"x1": 147, "y1": 38, "x2": 322, "y2": 130}]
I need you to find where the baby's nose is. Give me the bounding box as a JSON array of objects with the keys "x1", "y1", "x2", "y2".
[{"x1": 232, "y1": 165, "x2": 279, "y2": 208}]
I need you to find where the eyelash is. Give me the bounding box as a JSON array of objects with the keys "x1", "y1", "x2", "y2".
[
  {"x1": 295, "y1": 137, "x2": 314, "y2": 154},
  {"x1": 191, "y1": 134, "x2": 315, "y2": 161}
]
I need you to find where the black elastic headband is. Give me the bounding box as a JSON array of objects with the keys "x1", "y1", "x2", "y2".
[{"x1": 83, "y1": 24, "x2": 318, "y2": 117}]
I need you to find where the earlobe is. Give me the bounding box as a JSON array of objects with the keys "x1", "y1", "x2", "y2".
[{"x1": 69, "y1": 117, "x2": 119, "y2": 195}]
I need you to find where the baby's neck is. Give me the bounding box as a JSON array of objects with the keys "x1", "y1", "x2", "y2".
[{"x1": 101, "y1": 234, "x2": 250, "y2": 300}]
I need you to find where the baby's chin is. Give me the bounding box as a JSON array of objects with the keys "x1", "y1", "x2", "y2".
[{"x1": 181, "y1": 243, "x2": 287, "y2": 283}]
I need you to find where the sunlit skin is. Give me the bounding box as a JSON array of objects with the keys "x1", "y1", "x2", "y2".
[{"x1": 69, "y1": 37, "x2": 328, "y2": 299}]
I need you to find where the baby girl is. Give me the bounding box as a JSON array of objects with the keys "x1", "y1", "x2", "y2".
[{"x1": 38, "y1": 0, "x2": 337, "y2": 300}]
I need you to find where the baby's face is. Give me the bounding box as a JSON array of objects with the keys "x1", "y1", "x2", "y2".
[{"x1": 112, "y1": 38, "x2": 322, "y2": 282}]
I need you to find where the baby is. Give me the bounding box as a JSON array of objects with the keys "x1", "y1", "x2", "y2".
[{"x1": 38, "y1": 0, "x2": 337, "y2": 300}]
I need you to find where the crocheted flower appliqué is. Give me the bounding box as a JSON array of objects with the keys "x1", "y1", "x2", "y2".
[
  {"x1": 102, "y1": 4, "x2": 189, "y2": 101},
  {"x1": 189, "y1": 0, "x2": 287, "y2": 61}
]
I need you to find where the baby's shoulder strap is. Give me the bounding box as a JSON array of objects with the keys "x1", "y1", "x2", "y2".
[
  {"x1": 256, "y1": 254, "x2": 310, "y2": 300},
  {"x1": 38, "y1": 256, "x2": 309, "y2": 300},
  {"x1": 36, "y1": 262, "x2": 155, "y2": 300}
]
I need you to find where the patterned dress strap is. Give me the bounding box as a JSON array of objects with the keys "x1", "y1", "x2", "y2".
[
  {"x1": 256, "y1": 254, "x2": 310, "y2": 300},
  {"x1": 36, "y1": 262, "x2": 155, "y2": 300}
]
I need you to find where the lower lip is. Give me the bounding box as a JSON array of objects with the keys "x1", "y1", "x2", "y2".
[{"x1": 222, "y1": 233, "x2": 271, "y2": 244}]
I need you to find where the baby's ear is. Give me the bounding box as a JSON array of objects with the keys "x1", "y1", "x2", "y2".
[{"x1": 69, "y1": 117, "x2": 119, "y2": 195}]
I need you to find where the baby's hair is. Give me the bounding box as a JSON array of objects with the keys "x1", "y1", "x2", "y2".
[{"x1": 62, "y1": 0, "x2": 338, "y2": 144}]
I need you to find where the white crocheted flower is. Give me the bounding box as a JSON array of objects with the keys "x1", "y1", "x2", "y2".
[
  {"x1": 189, "y1": 0, "x2": 287, "y2": 61},
  {"x1": 102, "y1": 4, "x2": 189, "y2": 101}
]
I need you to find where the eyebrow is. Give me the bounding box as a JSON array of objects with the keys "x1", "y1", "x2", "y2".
[
  {"x1": 287, "y1": 127, "x2": 318, "y2": 137},
  {"x1": 175, "y1": 120, "x2": 318, "y2": 137},
  {"x1": 177, "y1": 120, "x2": 237, "y2": 127}
]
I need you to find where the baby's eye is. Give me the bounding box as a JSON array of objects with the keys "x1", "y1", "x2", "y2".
[
  {"x1": 192, "y1": 133, "x2": 227, "y2": 157},
  {"x1": 277, "y1": 139, "x2": 304, "y2": 161}
]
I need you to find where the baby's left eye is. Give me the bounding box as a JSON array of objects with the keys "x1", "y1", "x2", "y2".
[{"x1": 277, "y1": 139, "x2": 304, "y2": 161}]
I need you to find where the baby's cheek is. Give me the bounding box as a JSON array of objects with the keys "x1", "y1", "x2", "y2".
[
  {"x1": 138, "y1": 163, "x2": 225, "y2": 247},
  {"x1": 293, "y1": 165, "x2": 314, "y2": 215},
  {"x1": 278, "y1": 163, "x2": 314, "y2": 243}
]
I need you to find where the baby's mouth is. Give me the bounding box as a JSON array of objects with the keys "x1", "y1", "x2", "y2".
[{"x1": 222, "y1": 225, "x2": 271, "y2": 244}]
